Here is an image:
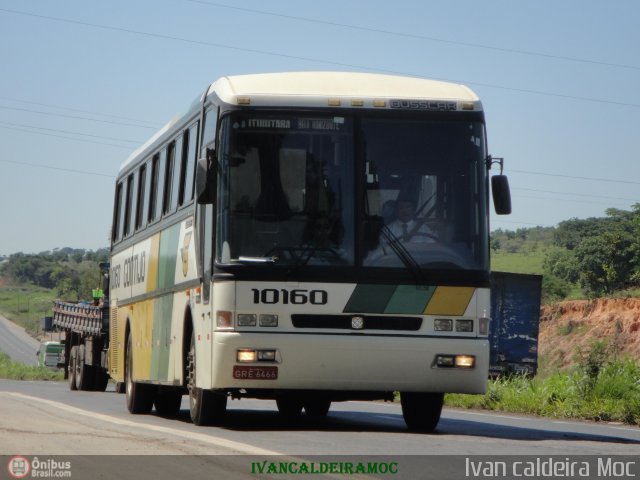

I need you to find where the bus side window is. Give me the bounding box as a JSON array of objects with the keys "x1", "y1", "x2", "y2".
[
  {"x1": 201, "y1": 109, "x2": 217, "y2": 153},
  {"x1": 123, "y1": 173, "x2": 135, "y2": 237},
  {"x1": 148, "y1": 154, "x2": 160, "y2": 223},
  {"x1": 179, "y1": 123, "x2": 198, "y2": 206},
  {"x1": 169, "y1": 138, "x2": 182, "y2": 212},
  {"x1": 154, "y1": 150, "x2": 166, "y2": 221},
  {"x1": 135, "y1": 163, "x2": 147, "y2": 231},
  {"x1": 112, "y1": 181, "x2": 124, "y2": 243},
  {"x1": 163, "y1": 143, "x2": 175, "y2": 216}
]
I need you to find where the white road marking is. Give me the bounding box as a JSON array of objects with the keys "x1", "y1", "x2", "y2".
[{"x1": 2, "y1": 392, "x2": 281, "y2": 455}]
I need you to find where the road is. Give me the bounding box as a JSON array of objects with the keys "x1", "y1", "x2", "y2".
[
  {"x1": 0, "y1": 314, "x2": 40, "y2": 365},
  {"x1": 0, "y1": 379, "x2": 638, "y2": 479}
]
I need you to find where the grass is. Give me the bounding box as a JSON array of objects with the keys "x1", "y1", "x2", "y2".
[
  {"x1": 491, "y1": 250, "x2": 545, "y2": 275},
  {"x1": 0, "y1": 284, "x2": 56, "y2": 334},
  {"x1": 0, "y1": 352, "x2": 64, "y2": 381},
  {"x1": 445, "y1": 356, "x2": 640, "y2": 425}
]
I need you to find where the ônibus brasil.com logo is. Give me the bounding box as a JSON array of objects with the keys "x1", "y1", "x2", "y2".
[{"x1": 7, "y1": 456, "x2": 72, "y2": 478}]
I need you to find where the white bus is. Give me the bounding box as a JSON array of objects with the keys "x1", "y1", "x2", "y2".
[{"x1": 109, "y1": 71, "x2": 511, "y2": 432}]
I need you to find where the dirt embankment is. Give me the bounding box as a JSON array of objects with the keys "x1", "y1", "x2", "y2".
[{"x1": 540, "y1": 298, "x2": 640, "y2": 369}]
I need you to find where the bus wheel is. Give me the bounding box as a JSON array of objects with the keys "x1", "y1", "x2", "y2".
[
  {"x1": 276, "y1": 396, "x2": 304, "y2": 416},
  {"x1": 187, "y1": 332, "x2": 227, "y2": 426},
  {"x1": 400, "y1": 392, "x2": 444, "y2": 433},
  {"x1": 304, "y1": 398, "x2": 331, "y2": 417},
  {"x1": 76, "y1": 345, "x2": 94, "y2": 391},
  {"x1": 125, "y1": 335, "x2": 155, "y2": 414},
  {"x1": 154, "y1": 387, "x2": 183, "y2": 417},
  {"x1": 68, "y1": 346, "x2": 78, "y2": 391}
]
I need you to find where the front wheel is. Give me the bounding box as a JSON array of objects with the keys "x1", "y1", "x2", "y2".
[
  {"x1": 125, "y1": 335, "x2": 155, "y2": 414},
  {"x1": 187, "y1": 331, "x2": 227, "y2": 425},
  {"x1": 276, "y1": 396, "x2": 304, "y2": 416},
  {"x1": 400, "y1": 392, "x2": 444, "y2": 433}
]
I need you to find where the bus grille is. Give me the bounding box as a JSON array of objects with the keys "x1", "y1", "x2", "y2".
[{"x1": 291, "y1": 314, "x2": 422, "y2": 331}]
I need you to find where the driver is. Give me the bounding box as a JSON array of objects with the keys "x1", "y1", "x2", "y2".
[{"x1": 386, "y1": 199, "x2": 436, "y2": 244}]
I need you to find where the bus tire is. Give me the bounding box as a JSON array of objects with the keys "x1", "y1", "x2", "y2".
[
  {"x1": 154, "y1": 387, "x2": 183, "y2": 417},
  {"x1": 76, "y1": 345, "x2": 94, "y2": 391},
  {"x1": 304, "y1": 398, "x2": 331, "y2": 417},
  {"x1": 276, "y1": 396, "x2": 304, "y2": 416},
  {"x1": 125, "y1": 335, "x2": 155, "y2": 414},
  {"x1": 188, "y1": 331, "x2": 226, "y2": 426},
  {"x1": 68, "y1": 346, "x2": 78, "y2": 391},
  {"x1": 400, "y1": 391, "x2": 444, "y2": 433}
]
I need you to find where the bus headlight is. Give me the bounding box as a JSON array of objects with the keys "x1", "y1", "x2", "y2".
[
  {"x1": 434, "y1": 319, "x2": 453, "y2": 331},
  {"x1": 237, "y1": 349, "x2": 256, "y2": 362},
  {"x1": 237, "y1": 314, "x2": 257, "y2": 327},
  {"x1": 455, "y1": 319, "x2": 474, "y2": 332},
  {"x1": 259, "y1": 314, "x2": 278, "y2": 327}
]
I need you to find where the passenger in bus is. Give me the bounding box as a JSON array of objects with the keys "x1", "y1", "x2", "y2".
[{"x1": 303, "y1": 214, "x2": 346, "y2": 264}]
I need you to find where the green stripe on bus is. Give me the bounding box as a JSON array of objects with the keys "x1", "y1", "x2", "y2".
[
  {"x1": 157, "y1": 223, "x2": 181, "y2": 290},
  {"x1": 343, "y1": 284, "x2": 396, "y2": 313},
  {"x1": 384, "y1": 285, "x2": 436, "y2": 314},
  {"x1": 150, "y1": 295, "x2": 173, "y2": 381}
]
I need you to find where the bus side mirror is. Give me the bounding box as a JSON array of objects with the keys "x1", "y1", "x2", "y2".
[
  {"x1": 491, "y1": 175, "x2": 512, "y2": 215},
  {"x1": 195, "y1": 148, "x2": 217, "y2": 204}
]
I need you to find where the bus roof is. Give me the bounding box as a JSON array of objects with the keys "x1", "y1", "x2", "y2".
[
  {"x1": 209, "y1": 71, "x2": 481, "y2": 106},
  {"x1": 121, "y1": 72, "x2": 481, "y2": 174}
]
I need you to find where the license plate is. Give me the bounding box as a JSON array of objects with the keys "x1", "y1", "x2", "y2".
[{"x1": 233, "y1": 365, "x2": 278, "y2": 380}]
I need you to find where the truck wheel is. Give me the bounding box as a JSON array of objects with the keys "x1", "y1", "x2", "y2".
[
  {"x1": 76, "y1": 345, "x2": 95, "y2": 391},
  {"x1": 125, "y1": 335, "x2": 155, "y2": 414},
  {"x1": 187, "y1": 331, "x2": 226, "y2": 425},
  {"x1": 154, "y1": 387, "x2": 183, "y2": 417},
  {"x1": 68, "y1": 346, "x2": 78, "y2": 391},
  {"x1": 400, "y1": 392, "x2": 444, "y2": 433},
  {"x1": 276, "y1": 396, "x2": 304, "y2": 416},
  {"x1": 304, "y1": 398, "x2": 331, "y2": 417}
]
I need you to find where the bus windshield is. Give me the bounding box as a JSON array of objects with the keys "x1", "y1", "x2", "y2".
[{"x1": 216, "y1": 112, "x2": 488, "y2": 271}]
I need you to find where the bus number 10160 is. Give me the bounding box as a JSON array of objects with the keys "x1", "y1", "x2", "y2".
[{"x1": 251, "y1": 288, "x2": 328, "y2": 305}]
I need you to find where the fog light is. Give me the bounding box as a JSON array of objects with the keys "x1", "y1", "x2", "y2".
[
  {"x1": 455, "y1": 355, "x2": 475, "y2": 368},
  {"x1": 259, "y1": 314, "x2": 278, "y2": 327},
  {"x1": 217, "y1": 310, "x2": 233, "y2": 329},
  {"x1": 479, "y1": 317, "x2": 490, "y2": 335},
  {"x1": 456, "y1": 319, "x2": 474, "y2": 332},
  {"x1": 237, "y1": 314, "x2": 257, "y2": 327},
  {"x1": 237, "y1": 349, "x2": 256, "y2": 362},
  {"x1": 434, "y1": 319, "x2": 453, "y2": 331},
  {"x1": 257, "y1": 350, "x2": 276, "y2": 361}
]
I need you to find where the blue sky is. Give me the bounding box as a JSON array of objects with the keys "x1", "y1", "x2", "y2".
[{"x1": 0, "y1": 0, "x2": 638, "y2": 254}]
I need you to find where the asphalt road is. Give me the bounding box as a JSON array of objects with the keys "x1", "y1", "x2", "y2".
[
  {"x1": 0, "y1": 314, "x2": 40, "y2": 365},
  {"x1": 0, "y1": 379, "x2": 638, "y2": 479}
]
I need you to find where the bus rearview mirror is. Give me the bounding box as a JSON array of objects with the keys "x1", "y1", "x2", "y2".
[{"x1": 491, "y1": 175, "x2": 512, "y2": 215}]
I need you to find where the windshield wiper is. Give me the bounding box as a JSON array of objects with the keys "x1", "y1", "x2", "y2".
[{"x1": 379, "y1": 225, "x2": 426, "y2": 284}]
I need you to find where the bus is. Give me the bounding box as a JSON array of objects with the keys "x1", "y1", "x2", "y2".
[{"x1": 109, "y1": 71, "x2": 511, "y2": 432}]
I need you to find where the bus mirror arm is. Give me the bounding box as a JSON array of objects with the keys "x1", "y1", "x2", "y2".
[{"x1": 195, "y1": 148, "x2": 217, "y2": 204}]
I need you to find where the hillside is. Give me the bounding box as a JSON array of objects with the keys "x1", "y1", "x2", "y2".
[{"x1": 539, "y1": 299, "x2": 640, "y2": 370}]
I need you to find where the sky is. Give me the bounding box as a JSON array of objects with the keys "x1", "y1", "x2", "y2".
[{"x1": 0, "y1": 0, "x2": 639, "y2": 254}]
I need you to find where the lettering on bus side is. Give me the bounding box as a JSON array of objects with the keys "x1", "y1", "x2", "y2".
[
  {"x1": 251, "y1": 288, "x2": 328, "y2": 305},
  {"x1": 111, "y1": 252, "x2": 146, "y2": 289},
  {"x1": 389, "y1": 99, "x2": 457, "y2": 111}
]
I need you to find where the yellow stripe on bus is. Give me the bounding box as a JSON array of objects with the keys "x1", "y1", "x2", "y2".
[
  {"x1": 146, "y1": 234, "x2": 161, "y2": 293},
  {"x1": 423, "y1": 286, "x2": 475, "y2": 316}
]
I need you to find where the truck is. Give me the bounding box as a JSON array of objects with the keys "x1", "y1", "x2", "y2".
[
  {"x1": 53, "y1": 263, "x2": 112, "y2": 391},
  {"x1": 489, "y1": 271, "x2": 543, "y2": 376}
]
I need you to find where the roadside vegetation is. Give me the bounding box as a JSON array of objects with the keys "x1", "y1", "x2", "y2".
[
  {"x1": 446, "y1": 341, "x2": 640, "y2": 425},
  {"x1": 0, "y1": 352, "x2": 64, "y2": 381}
]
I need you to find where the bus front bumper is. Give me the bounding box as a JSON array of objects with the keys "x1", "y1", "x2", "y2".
[{"x1": 210, "y1": 332, "x2": 489, "y2": 394}]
